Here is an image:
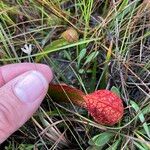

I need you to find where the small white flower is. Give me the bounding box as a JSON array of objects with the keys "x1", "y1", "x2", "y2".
[{"x1": 21, "y1": 44, "x2": 32, "y2": 55}]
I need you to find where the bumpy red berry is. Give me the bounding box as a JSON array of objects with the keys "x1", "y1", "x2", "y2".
[{"x1": 84, "y1": 90, "x2": 124, "y2": 126}]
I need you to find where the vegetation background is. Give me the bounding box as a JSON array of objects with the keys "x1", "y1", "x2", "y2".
[{"x1": 0, "y1": 0, "x2": 150, "y2": 149}]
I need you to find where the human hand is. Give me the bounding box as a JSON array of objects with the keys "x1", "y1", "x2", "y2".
[{"x1": 0, "y1": 63, "x2": 53, "y2": 143}]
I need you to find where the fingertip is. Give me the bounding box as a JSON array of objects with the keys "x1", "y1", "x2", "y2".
[
  {"x1": 13, "y1": 70, "x2": 49, "y2": 103},
  {"x1": 0, "y1": 63, "x2": 53, "y2": 86},
  {"x1": 36, "y1": 64, "x2": 53, "y2": 83}
]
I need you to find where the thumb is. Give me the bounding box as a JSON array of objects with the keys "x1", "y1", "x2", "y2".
[{"x1": 0, "y1": 70, "x2": 52, "y2": 143}]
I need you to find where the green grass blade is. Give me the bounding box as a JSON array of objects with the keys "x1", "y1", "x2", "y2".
[{"x1": 130, "y1": 100, "x2": 150, "y2": 139}]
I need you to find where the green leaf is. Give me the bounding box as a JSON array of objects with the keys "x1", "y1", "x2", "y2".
[
  {"x1": 130, "y1": 100, "x2": 150, "y2": 138},
  {"x1": 78, "y1": 48, "x2": 87, "y2": 66},
  {"x1": 36, "y1": 38, "x2": 69, "y2": 62},
  {"x1": 106, "y1": 139, "x2": 121, "y2": 150},
  {"x1": 84, "y1": 51, "x2": 99, "y2": 65},
  {"x1": 63, "y1": 50, "x2": 72, "y2": 60},
  {"x1": 142, "y1": 104, "x2": 150, "y2": 115},
  {"x1": 79, "y1": 69, "x2": 85, "y2": 74},
  {"x1": 134, "y1": 141, "x2": 148, "y2": 150},
  {"x1": 88, "y1": 132, "x2": 114, "y2": 147},
  {"x1": 111, "y1": 86, "x2": 121, "y2": 97}
]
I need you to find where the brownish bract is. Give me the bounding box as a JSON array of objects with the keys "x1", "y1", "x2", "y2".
[{"x1": 61, "y1": 28, "x2": 79, "y2": 43}]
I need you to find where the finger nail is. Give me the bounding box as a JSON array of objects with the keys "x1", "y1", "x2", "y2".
[{"x1": 13, "y1": 71, "x2": 48, "y2": 103}]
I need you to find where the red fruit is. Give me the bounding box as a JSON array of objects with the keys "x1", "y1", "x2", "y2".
[
  {"x1": 48, "y1": 84, "x2": 124, "y2": 126},
  {"x1": 84, "y1": 90, "x2": 124, "y2": 126}
]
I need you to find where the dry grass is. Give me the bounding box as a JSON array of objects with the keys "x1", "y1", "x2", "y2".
[{"x1": 0, "y1": 0, "x2": 150, "y2": 149}]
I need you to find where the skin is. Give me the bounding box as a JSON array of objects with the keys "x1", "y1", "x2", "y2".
[{"x1": 0, "y1": 63, "x2": 53, "y2": 143}]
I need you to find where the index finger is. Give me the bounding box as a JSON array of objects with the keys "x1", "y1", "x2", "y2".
[{"x1": 0, "y1": 63, "x2": 53, "y2": 87}]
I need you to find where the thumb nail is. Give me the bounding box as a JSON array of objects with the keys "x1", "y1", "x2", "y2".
[{"x1": 13, "y1": 71, "x2": 48, "y2": 103}]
